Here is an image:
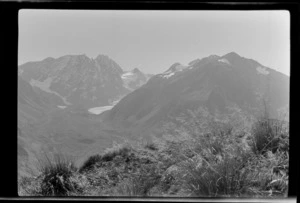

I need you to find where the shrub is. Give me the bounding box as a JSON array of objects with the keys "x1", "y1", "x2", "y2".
[
  {"x1": 79, "y1": 154, "x2": 102, "y2": 173},
  {"x1": 250, "y1": 117, "x2": 289, "y2": 155},
  {"x1": 111, "y1": 164, "x2": 162, "y2": 196},
  {"x1": 144, "y1": 142, "x2": 158, "y2": 151},
  {"x1": 19, "y1": 104, "x2": 289, "y2": 197},
  {"x1": 18, "y1": 176, "x2": 41, "y2": 196},
  {"x1": 37, "y1": 154, "x2": 80, "y2": 196},
  {"x1": 109, "y1": 178, "x2": 142, "y2": 196},
  {"x1": 245, "y1": 150, "x2": 289, "y2": 197},
  {"x1": 132, "y1": 164, "x2": 162, "y2": 196},
  {"x1": 79, "y1": 143, "x2": 132, "y2": 173},
  {"x1": 101, "y1": 144, "x2": 131, "y2": 162},
  {"x1": 178, "y1": 143, "x2": 252, "y2": 197},
  {"x1": 154, "y1": 106, "x2": 257, "y2": 197},
  {"x1": 78, "y1": 141, "x2": 163, "y2": 196}
]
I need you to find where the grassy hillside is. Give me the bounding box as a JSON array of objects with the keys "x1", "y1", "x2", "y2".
[
  {"x1": 17, "y1": 106, "x2": 127, "y2": 178},
  {"x1": 18, "y1": 106, "x2": 289, "y2": 197}
]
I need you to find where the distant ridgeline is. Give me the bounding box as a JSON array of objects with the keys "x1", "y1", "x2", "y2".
[{"x1": 105, "y1": 52, "x2": 289, "y2": 138}]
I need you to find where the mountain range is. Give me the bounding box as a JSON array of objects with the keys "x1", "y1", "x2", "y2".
[
  {"x1": 17, "y1": 52, "x2": 289, "y2": 177},
  {"x1": 103, "y1": 52, "x2": 289, "y2": 139},
  {"x1": 18, "y1": 54, "x2": 151, "y2": 176},
  {"x1": 18, "y1": 54, "x2": 151, "y2": 109}
]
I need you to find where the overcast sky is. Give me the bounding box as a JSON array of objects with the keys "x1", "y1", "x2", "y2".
[{"x1": 19, "y1": 10, "x2": 290, "y2": 76}]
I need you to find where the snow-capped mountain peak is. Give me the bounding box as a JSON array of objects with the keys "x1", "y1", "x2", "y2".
[
  {"x1": 121, "y1": 68, "x2": 149, "y2": 90},
  {"x1": 159, "y1": 63, "x2": 189, "y2": 79},
  {"x1": 18, "y1": 54, "x2": 130, "y2": 108},
  {"x1": 165, "y1": 63, "x2": 186, "y2": 73}
]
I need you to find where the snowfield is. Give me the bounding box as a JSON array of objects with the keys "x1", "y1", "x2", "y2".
[
  {"x1": 30, "y1": 78, "x2": 72, "y2": 105},
  {"x1": 256, "y1": 66, "x2": 270, "y2": 75},
  {"x1": 88, "y1": 105, "x2": 113, "y2": 115},
  {"x1": 218, "y1": 58, "x2": 231, "y2": 65},
  {"x1": 161, "y1": 64, "x2": 188, "y2": 79}
]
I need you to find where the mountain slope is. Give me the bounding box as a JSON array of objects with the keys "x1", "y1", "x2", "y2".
[
  {"x1": 18, "y1": 55, "x2": 153, "y2": 177},
  {"x1": 17, "y1": 52, "x2": 289, "y2": 177},
  {"x1": 104, "y1": 52, "x2": 289, "y2": 138},
  {"x1": 18, "y1": 76, "x2": 55, "y2": 177},
  {"x1": 19, "y1": 55, "x2": 131, "y2": 109}
]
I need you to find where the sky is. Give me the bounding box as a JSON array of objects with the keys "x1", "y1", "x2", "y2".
[{"x1": 19, "y1": 10, "x2": 290, "y2": 76}]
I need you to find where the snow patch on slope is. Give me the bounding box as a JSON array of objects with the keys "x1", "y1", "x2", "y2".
[
  {"x1": 207, "y1": 55, "x2": 219, "y2": 60},
  {"x1": 218, "y1": 58, "x2": 231, "y2": 65},
  {"x1": 30, "y1": 78, "x2": 72, "y2": 105},
  {"x1": 88, "y1": 105, "x2": 113, "y2": 115},
  {"x1": 121, "y1": 72, "x2": 135, "y2": 79},
  {"x1": 160, "y1": 64, "x2": 188, "y2": 79},
  {"x1": 29, "y1": 78, "x2": 53, "y2": 93},
  {"x1": 256, "y1": 66, "x2": 269, "y2": 75},
  {"x1": 162, "y1": 72, "x2": 175, "y2": 79},
  {"x1": 122, "y1": 71, "x2": 138, "y2": 90},
  {"x1": 121, "y1": 69, "x2": 149, "y2": 90},
  {"x1": 169, "y1": 64, "x2": 187, "y2": 72},
  {"x1": 188, "y1": 59, "x2": 201, "y2": 66}
]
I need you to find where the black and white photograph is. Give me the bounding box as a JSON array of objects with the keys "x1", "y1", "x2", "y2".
[{"x1": 16, "y1": 8, "x2": 291, "y2": 198}]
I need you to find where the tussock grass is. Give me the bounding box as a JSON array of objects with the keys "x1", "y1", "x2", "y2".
[
  {"x1": 19, "y1": 106, "x2": 289, "y2": 197},
  {"x1": 143, "y1": 142, "x2": 159, "y2": 151},
  {"x1": 18, "y1": 176, "x2": 40, "y2": 196},
  {"x1": 18, "y1": 154, "x2": 84, "y2": 196},
  {"x1": 37, "y1": 154, "x2": 81, "y2": 196},
  {"x1": 151, "y1": 106, "x2": 289, "y2": 197},
  {"x1": 250, "y1": 117, "x2": 289, "y2": 155},
  {"x1": 111, "y1": 164, "x2": 161, "y2": 196},
  {"x1": 79, "y1": 142, "x2": 133, "y2": 173}
]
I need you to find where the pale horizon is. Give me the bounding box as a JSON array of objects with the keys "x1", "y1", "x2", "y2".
[{"x1": 19, "y1": 10, "x2": 290, "y2": 76}]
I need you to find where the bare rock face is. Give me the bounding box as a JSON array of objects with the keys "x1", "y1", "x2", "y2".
[{"x1": 18, "y1": 54, "x2": 133, "y2": 108}]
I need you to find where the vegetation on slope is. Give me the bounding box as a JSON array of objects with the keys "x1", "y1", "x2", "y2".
[{"x1": 18, "y1": 106, "x2": 289, "y2": 197}]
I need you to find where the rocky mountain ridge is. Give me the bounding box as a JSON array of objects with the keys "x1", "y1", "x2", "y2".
[
  {"x1": 18, "y1": 54, "x2": 151, "y2": 109},
  {"x1": 105, "y1": 52, "x2": 289, "y2": 138}
]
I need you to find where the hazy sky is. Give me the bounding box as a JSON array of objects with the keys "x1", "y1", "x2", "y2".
[{"x1": 19, "y1": 10, "x2": 290, "y2": 76}]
